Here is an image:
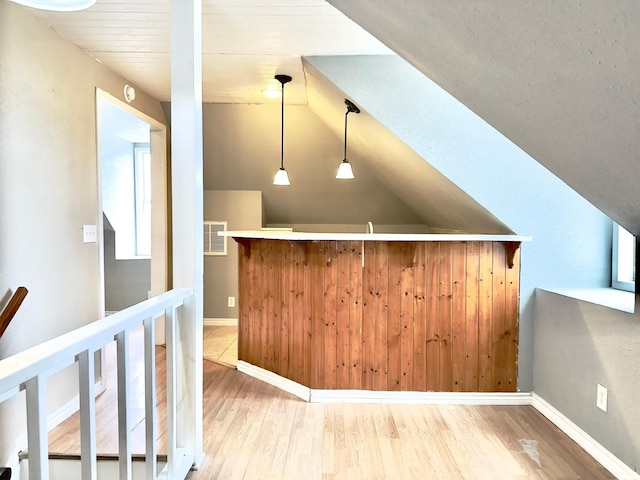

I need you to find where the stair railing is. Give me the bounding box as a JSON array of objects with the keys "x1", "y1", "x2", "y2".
[
  {"x1": 0, "y1": 287, "x2": 196, "y2": 480},
  {"x1": 0, "y1": 286, "x2": 28, "y2": 340}
]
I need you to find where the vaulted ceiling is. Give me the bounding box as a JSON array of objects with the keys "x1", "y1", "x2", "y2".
[
  {"x1": 327, "y1": 0, "x2": 640, "y2": 235},
  {"x1": 19, "y1": 0, "x2": 640, "y2": 234}
]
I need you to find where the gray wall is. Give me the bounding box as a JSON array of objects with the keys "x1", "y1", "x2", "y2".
[
  {"x1": 103, "y1": 215, "x2": 150, "y2": 312},
  {"x1": 306, "y1": 55, "x2": 613, "y2": 392},
  {"x1": 201, "y1": 103, "x2": 426, "y2": 227},
  {"x1": 0, "y1": 1, "x2": 167, "y2": 467},
  {"x1": 203, "y1": 190, "x2": 262, "y2": 319},
  {"x1": 534, "y1": 290, "x2": 640, "y2": 471}
]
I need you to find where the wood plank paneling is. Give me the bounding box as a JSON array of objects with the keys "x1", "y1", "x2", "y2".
[
  {"x1": 292, "y1": 242, "x2": 306, "y2": 385},
  {"x1": 478, "y1": 242, "x2": 493, "y2": 392},
  {"x1": 373, "y1": 242, "x2": 389, "y2": 391},
  {"x1": 464, "y1": 242, "x2": 480, "y2": 391},
  {"x1": 425, "y1": 242, "x2": 440, "y2": 391},
  {"x1": 236, "y1": 239, "x2": 521, "y2": 392},
  {"x1": 280, "y1": 243, "x2": 291, "y2": 378},
  {"x1": 412, "y1": 244, "x2": 427, "y2": 391},
  {"x1": 400, "y1": 243, "x2": 415, "y2": 391},
  {"x1": 504, "y1": 245, "x2": 520, "y2": 390},
  {"x1": 336, "y1": 241, "x2": 351, "y2": 388},
  {"x1": 492, "y1": 243, "x2": 507, "y2": 391},
  {"x1": 349, "y1": 242, "x2": 363, "y2": 389},
  {"x1": 451, "y1": 242, "x2": 466, "y2": 392},
  {"x1": 387, "y1": 242, "x2": 402, "y2": 391},
  {"x1": 309, "y1": 242, "x2": 325, "y2": 389},
  {"x1": 362, "y1": 242, "x2": 376, "y2": 391},
  {"x1": 324, "y1": 242, "x2": 338, "y2": 389},
  {"x1": 237, "y1": 242, "x2": 250, "y2": 362},
  {"x1": 438, "y1": 242, "x2": 453, "y2": 391}
]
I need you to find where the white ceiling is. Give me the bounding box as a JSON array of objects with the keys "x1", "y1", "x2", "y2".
[{"x1": 27, "y1": 0, "x2": 392, "y2": 104}]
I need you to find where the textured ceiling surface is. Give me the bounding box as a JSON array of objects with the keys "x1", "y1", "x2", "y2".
[
  {"x1": 328, "y1": 0, "x2": 640, "y2": 234},
  {"x1": 27, "y1": 0, "x2": 391, "y2": 104}
]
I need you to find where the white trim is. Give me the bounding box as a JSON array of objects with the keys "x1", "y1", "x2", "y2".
[
  {"x1": 236, "y1": 361, "x2": 310, "y2": 401},
  {"x1": 220, "y1": 230, "x2": 532, "y2": 243},
  {"x1": 310, "y1": 389, "x2": 531, "y2": 405},
  {"x1": 531, "y1": 393, "x2": 640, "y2": 480},
  {"x1": 204, "y1": 318, "x2": 238, "y2": 327}
]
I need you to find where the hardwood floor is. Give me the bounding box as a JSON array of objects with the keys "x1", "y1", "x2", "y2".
[
  {"x1": 188, "y1": 362, "x2": 614, "y2": 480},
  {"x1": 47, "y1": 326, "x2": 614, "y2": 479}
]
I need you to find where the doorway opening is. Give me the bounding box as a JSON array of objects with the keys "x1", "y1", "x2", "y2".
[{"x1": 95, "y1": 89, "x2": 169, "y2": 344}]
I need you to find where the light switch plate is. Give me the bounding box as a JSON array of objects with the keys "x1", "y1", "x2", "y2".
[{"x1": 83, "y1": 224, "x2": 97, "y2": 243}]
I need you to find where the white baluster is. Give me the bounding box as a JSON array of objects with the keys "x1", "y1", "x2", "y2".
[
  {"x1": 77, "y1": 349, "x2": 97, "y2": 480},
  {"x1": 165, "y1": 304, "x2": 177, "y2": 478},
  {"x1": 116, "y1": 330, "x2": 132, "y2": 479},
  {"x1": 25, "y1": 375, "x2": 48, "y2": 480},
  {"x1": 144, "y1": 315, "x2": 158, "y2": 480}
]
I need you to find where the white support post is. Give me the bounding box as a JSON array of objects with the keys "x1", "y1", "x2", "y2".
[
  {"x1": 144, "y1": 316, "x2": 158, "y2": 480},
  {"x1": 116, "y1": 331, "x2": 133, "y2": 480},
  {"x1": 25, "y1": 375, "x2": 48, "y2": 480},
  {"x1": 78, "y1": 349, "x2": 97, "y2": 480},
  {"x1": 165, "y1": 304, "x2": 177, "y2": 479},
  {"x1": 170, "y1": 0, "x2": 204, "y2": 469}
]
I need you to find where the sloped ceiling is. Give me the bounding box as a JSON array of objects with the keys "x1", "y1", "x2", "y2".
[
  {"x1": 327, "y1": 0, "x2": 640, "y2": 235},
  {"x1": 302, "y1": 59, "x2": 511, "y2": 234}
]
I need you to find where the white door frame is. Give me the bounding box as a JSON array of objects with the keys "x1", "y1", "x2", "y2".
[{"x1": 95, "y1": 88, "x2": 169, "y2": 345}]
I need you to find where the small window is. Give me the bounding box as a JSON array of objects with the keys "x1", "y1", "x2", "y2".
[
  {"x1": 612, "y1": 223, "x2": 635, "y2": 292},
  {"x1": 134, "y1": 144, "x2": 151, "y2": 257},
  {"x1": 204, "y1": 221, "x2": 227, "y2": 256}
]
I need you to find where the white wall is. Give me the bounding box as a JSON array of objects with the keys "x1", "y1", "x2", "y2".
[
  {"x1": 0, "y1": 1, "x2": 167, "y2": 468},
  {"x1": 203, "y1": 190, "x2": 262, "y2": 319}
]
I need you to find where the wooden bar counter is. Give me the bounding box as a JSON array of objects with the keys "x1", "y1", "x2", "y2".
[{"x1": 221, "y1": 231, "x2": 531, "y2": 393}]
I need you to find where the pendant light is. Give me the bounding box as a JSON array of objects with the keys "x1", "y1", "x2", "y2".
[
  {"x1": 273, "y1": 74, "x2": 292, "y2": 186},
  {"x1": 336, "y1": 99, "x2": 360, "y2": 179}
]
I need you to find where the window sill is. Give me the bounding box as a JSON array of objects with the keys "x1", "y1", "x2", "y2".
[{"x1": 540, "y1": 287, "x2": 634, "y2": 314}]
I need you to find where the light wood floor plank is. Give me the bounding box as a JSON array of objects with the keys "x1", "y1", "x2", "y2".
[{"x1": 47, "y1": 325, "x2": 615, "y2": 479}]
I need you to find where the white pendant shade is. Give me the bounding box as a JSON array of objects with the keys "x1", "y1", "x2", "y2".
[
  {"x1": 9, "y1": 0, "x2": 96, "y2": 11},
  {"x1": 336, "y1": 160, "x2": 355, "y2": 179},
  {"x1": 273, "y1": 168, "x2": 291, "y2": 186}
]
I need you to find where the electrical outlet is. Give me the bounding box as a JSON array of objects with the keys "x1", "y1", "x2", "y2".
[
  {"x1": 227, "y1": 296, "x2": 236, "y2": 308},
  {"x1": 597, "y1": 384, "x2": 608, "y2": 412}
]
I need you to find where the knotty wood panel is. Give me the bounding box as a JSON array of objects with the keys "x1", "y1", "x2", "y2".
[{"x1": 236, "y1": 239, "x2": 521, "y2": 392}]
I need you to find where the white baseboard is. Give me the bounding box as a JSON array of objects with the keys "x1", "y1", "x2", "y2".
[
  {"x1": 204, "y1": 318, "x2": 238, "y2": 327},
  {"x1": 311, "y1": 389, "x2": 531, "y2": 404},
  {"x1": 531, "y1": 393, "x2": 640, "y2": 480},
  {"x1": 236, "y1": 361, "x2": 310, "y2": 401}
]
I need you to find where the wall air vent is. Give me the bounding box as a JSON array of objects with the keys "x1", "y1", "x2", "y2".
[{"x1": 204, "y1": 221, "x2": 227, "y2": 256}]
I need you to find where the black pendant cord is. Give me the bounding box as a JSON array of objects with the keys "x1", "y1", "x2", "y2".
[
  {"x1": 274, "y1": 74, "x2": 292, "y2": 170},
  {"x1": 344, "y1": 109, "x2": 349, "y2": 161},
  {"x1": 280, "y1": 80, "x2": 285, "y2": 169},
  {"x1": 342, "y1": 99, "x2": 360, "y2": 161}
]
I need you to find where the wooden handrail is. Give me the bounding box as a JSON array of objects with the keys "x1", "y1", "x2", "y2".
[{"x1": 0, "y1": 287, "x2": 28, "y2": 339}]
